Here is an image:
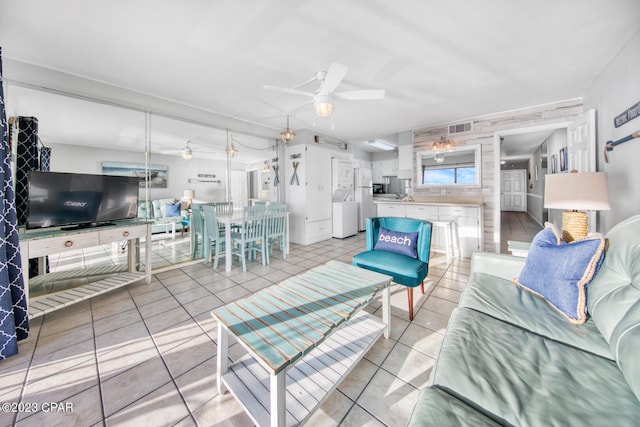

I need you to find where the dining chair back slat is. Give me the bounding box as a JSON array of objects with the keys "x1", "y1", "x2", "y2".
[
  {"x1": 231, "y1": 205, "x2": 267, "y2": 271},
  {"x1": 265, "y1": 204, "x2": 287, "y2": 263},
  {"x1": 202, "y1": 205, "x2": 223, "y2": 269}
]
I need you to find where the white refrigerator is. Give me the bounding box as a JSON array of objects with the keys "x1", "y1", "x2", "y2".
[{"x1": 354, "y1": 167, "x2": 375, "y2": 231}]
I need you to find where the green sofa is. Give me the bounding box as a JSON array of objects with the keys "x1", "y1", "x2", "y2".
[
  {"x1": 408, "y1": 214, "x2": 640, "y2": 426},
  {"x1": 137, "y1": 198, "x2": 187, "y2": 235}
]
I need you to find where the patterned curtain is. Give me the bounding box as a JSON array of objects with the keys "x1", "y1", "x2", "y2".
[
  {"x1": 15, "y1": 116, "x2": 38, "y2": 226},
  {"x1": 40, "y1": 146, "x2": 51, "y2": 172},
  {"x1": 0, "y1": 47, "x2": 29, "y2": 360}
]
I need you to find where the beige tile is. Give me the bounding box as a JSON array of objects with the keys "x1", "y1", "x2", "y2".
[
  {"x1": 131, "y1": 287, "x2": 173, "y2": 308},
  {"x1": 160, "y1": 334, "x2": 216, "y2": 378},
  {"x1": 165, "y1": 279, "x2": 203, "y2": 295},
  {"x1": 22, "y1": 356, "x2": 99, "y2": 405},
  {"x1": 438, "y1": 277, "x2": 466, "y2": 292},
  {"x1": 32, "y1": 322, "x2": 94, "y2": 358},
  {"x1": 182, "y1": 294, "x2": 224, "y2": 317},
  {"x1": 411, "y1": 308, "x2": 450, "y2": 334},
  {"x1": 93, "y1": 307, "x2": 142, "y2": 337},
  {"x1": 174, "y1": 356, "x2": 218, "y2": 413},
  {"x1": 398, "y1": 324, "x2": 445, "y2": 359},
  {"x1": 337, "y1": 358, "x2": 378, "y2": 401},
  {"x1": 305, "y1": 389, "x2": 353, "y2": 426},
  {"x1": 356, "y1": 369, "x2": 420, "y2": 427},
  {"x1": 239, "y1": 276, "x2": 272, "y2": 293},
  {"x1": 430, "y1": 286, "x2": 462, "y2": 304},
  {"x1": 106, "y1": 381, "x2": 190, "y2": 426},
  {"x1": 91, "y1": 295, "x2": 138, "y2": 320},
  {"x1": 341, "y1": 404, "x2": 385, "y2": 427},
  {"x1": 421, "y1": 295, "x2": 458, "y2": 317},
  {"x1": 153, "y1": 319, "x2": 206, "y2": 353},
  {"x1": 381, "y1": 342, "x2": 436, "y2": 389},
  {"x1": 29, "y1": 337, "x2": 96, "y2": 383},
  {"x1": 144, "y1": 305, "x2": 191, "y2": 334},
  {"x1": 96, "y1": 321, "x2": 158, "y2": 381},
  {"x1": 191, "y1": 389, "x2": 253, "y2": 427},
  {"x1": 38, "y1": 307, "x2": 93, "y2": 337},
  {"x1": 136, "y1": 295, "x2": 180, "y2": 318},
  {"x1": 364, "y1": 336, "x2": 397, "y2": 366},
  {"x1": 215, "y1": 286, "x2": 251, "y2": 304},
  {"x1": 16, "y1": 384, "x2": 103, "y2": 427},
  {"x1": 101, "y1": 356, "x2": 172, "y2": 417}
]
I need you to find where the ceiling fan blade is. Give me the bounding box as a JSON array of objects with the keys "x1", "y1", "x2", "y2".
[
  {"x1": 334, "y1": 89, "x2": 386, "y2": 100},
  {"x1": 263, "y1": 85, "x2": 315, "y2": 98},
  {"x1": 321, "y1": 62, "x2": 348, "y2": 93}
]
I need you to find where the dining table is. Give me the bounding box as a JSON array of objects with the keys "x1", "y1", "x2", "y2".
[{"x1": 215, "y1": 208, "x2": 290, "y2": 272}]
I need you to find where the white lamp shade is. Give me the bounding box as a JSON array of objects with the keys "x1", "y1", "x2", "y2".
[
  {"x1": 544, "y1": 172, "x2": 610, "y2": 211},
  {"x1": 183, "y1": 189, "x2": 195, "y2": 199}
]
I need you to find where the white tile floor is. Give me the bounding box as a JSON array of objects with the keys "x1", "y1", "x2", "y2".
[{"x1": 1, "y1": 232, "x2": 470, "y2": 427}]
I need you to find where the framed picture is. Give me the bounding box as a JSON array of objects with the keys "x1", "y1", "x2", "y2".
[
  {"x1": 551, "y1": 154, "x2": 557, "y2": 174},
  {"x1": 559, "y1": 147, "x2": 567, "y2": 172},
  {"x1": 102, "y1": 161, "x2": 168, "y2": 188}
]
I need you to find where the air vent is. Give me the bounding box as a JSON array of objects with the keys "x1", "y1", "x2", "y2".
[{"x1": 448, "y1": 122, "x2": 473, "y2": 135}]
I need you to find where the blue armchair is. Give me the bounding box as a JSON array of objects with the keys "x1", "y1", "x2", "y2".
[{"x1": 352, "y1": 217, "x2": 432, "y2": 320}]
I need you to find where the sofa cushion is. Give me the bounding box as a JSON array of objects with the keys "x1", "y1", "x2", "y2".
[
  {"x1": 352, "y1": 250, "x2": 428, "y2": 287},
  {"x1": 165, "y1": 202, "x2": 181, "y2": 217},
  {"x1": 407, "y1": 387, "x2": 502, "y2": 427},
  {"x1": 151, "y1": 198, "x2": 177, "y2": 218},
  {"x1": 460, "y1": 272, "x2": 613, "y2": 360},
  {"x1": 374, "y1": 227, "x2": 418, "y2": 258},
  {"x1": 586, "y1": 214, "x2": 640, "y2": 401},
  {"x1": 429, "y1": 307, "x2": 640, "y2": 426},
  {"x1": 513, "y1": 223, "x2": 605, "y2": 324}
]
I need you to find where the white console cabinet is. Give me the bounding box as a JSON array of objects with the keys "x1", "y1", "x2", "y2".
[
  {"x1": 376, "y1": 202, "x2": 483, "y2": 257},
  {"x1": 19, "y1": 220, "x2": 151, "y2": 319}
]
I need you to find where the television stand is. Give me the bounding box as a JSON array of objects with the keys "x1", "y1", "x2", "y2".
[
  {"x1": 60, "y1": 221, "x2": 116, "y2": 231},
  {"x1": 19, "y1": 220, "x2": 152, "y2": 319}
]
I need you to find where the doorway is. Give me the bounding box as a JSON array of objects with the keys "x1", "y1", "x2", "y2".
[{"x1": 494, "y1": 122, "x2": 571, "y2": 253}]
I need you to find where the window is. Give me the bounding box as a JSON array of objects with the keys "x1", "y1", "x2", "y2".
[{"x1": 423, "y1": 166, "x2": 476, "y2": 185}]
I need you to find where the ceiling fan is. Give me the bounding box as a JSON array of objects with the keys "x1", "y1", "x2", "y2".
[
  {"x1": 159, "y1": 138, "x2": 217, "y2": 160},
  {"x1": 263, "y1": 62, "x2": 385, "y2": 117}
]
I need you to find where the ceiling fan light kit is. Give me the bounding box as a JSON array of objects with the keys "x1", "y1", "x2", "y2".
[
  {"x1": 181, "y1": 145, "x2": 193, "y2": 160},
  {"x1": 314, "y1": 94, "x2": 334, "y2": 118}
]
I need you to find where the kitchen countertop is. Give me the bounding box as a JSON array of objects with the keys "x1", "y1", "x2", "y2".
[{"x1": 373, "y1": 197, "x2": 483, "y2": 207}]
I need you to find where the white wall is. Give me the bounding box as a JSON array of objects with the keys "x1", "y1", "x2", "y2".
[
  {"x1": 49, "y1": 143, "x2": 234, "y2": 202},
  {"x1": 583, "y1": 29, "x2": 640, "y2": 233}
]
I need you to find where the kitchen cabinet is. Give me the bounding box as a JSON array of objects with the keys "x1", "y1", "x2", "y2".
[
  {"x1": 398, "y1": 145, "x2": 413, "y2": 171},
  {"x1": 285, "y1": 144, "x2": 333, "y2": 245},
  {"x1": 375, "y1": 202, "x2": 483, "y2": 257},
  {"x1": 372, "y1": 159, "x2": 399, "y2": 182},
  {"x1": 380, "y1": 158, "x2": 398, "y2": 176}
]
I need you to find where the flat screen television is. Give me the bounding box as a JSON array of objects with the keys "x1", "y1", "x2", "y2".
[{"x1": 27, "y1": 171, "x2": 140, "y2": 230}]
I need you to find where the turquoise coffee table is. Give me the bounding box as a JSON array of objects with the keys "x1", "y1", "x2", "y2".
[{"x1": 211, "y1": 261, "x2": 391, "y2": 427}]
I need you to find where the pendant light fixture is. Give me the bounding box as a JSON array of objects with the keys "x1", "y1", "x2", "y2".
[
  {"x1": 280, "y1": 115, "x2": 296, "y2": 143},
  {"x1": 431, "y1": 136, "x2": 456, "y2": 163},
  {"x1": 225, "y1": 130, "x2": 238, "y2": 158}
]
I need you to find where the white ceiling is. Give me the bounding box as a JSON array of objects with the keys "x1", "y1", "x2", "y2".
[{"x1": 1, "y1": 0, "x2": 639, "y2": 159}]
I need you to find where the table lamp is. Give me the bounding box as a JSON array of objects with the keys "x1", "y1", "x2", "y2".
[
  {"x1": 183, "y1": 189, "x2": 195, "y2": 209},
  {"x1": 544, "y1": 171, "x2": 610, "y2": 242}
]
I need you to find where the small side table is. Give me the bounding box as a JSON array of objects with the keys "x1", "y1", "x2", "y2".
[{"x1": 507, "y1": 240, "x2": 531, "y2": 257}]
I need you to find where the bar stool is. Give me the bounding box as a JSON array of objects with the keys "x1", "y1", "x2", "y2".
[{"x1": 432, "y1": 220, "x2": 456, "y2": 260}]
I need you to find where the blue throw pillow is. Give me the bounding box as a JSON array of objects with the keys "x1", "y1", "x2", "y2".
[
  {"x1": 165, "y1": 202, "x2": 181, "y2": 217},
  {"x1": 513, "y1": 223, "x2": 605, "y2": 324},
  {"x1": 374, "y1": 227, "x2": 419, "y2": 259}
]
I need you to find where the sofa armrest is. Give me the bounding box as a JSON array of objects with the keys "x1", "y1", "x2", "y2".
[{"x1": 470, "y1": 252, "x2": 526, "y2": 281}]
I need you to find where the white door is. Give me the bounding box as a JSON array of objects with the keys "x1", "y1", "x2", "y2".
[
  {"x1": 500, "y1": 170, "x2": 526, "y2": 211},
  {"x1": 567, "y1": 109, "x2": 596, "y2": 173}
]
